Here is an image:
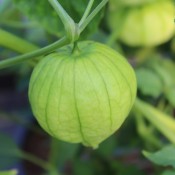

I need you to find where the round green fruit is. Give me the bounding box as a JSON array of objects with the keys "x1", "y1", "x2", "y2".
[
  {"x1": 29, "y1": 41, "x2": 137, "y2": 148},
  {"x1": 108, "y1": 0, "x2": 175, "y2": 47}
]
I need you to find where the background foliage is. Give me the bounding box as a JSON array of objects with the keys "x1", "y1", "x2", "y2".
[{"x1": 0, "y1": 0, "x2": 175, "y2": 174}]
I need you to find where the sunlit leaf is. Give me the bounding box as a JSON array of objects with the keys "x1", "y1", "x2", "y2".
[
  {"x1": 161, "y1": 170, "x2": 175, "y2": 175},
  {"x1": 143, "y1": 144, "x2": 175, "y2": 168}
]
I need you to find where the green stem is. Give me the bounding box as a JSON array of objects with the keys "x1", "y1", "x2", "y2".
[
  {"x1": 0, "y1": 0, "x2": 108, "y2": 69},
  {"x1": 0, "y1": 37, "x2": 68, "y2": 69},
  {"x1": 79, "y1": 0, "x2": 108, "y2": 33},
  {"x1": 0, "y1": 170, "x2": 17, "y2": 175},
  {"x1": 20, "y1": 151, "x2": 60, "y2": 175},
  {"x1": 78, "y1": 0, "x2": 95, "y2": 26},
  {"x1": 20, "y1": 151, "x2": 56, "y2": 172},
  {"x1": 0, "y1": 28, "x2": 39, "y2": 53},
  {"x1": 48, "y1": 138, "x2": 61, "y2": 168},
  {"x1": 133, "y1": 98, "x2": 175, "y2": 144},
  {"x1": 48, "y1": 0, "x2": 77, "y2": 42}
]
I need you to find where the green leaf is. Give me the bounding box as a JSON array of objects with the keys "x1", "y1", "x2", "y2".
[
  {"x1": 0, "y1": 0, "x2": 12, "y2": 14},
  {"x1": 0, "y1": 170, "x2": 18, "y2": 175},
  {"x1": 73, "y1": 159, "x2": 94, "y2": 175},
  {"x1": 146, "y1": 57, "x2": 175, "y2": 105},
  {"x1": 136, "y1": 68, "x2": 163, "y2": 98},
  {"x1": 160, "y1": 59, "x2": 175, "y2": 84},
  {"x1": 135, "y1": 113, "x2": 163, "y2": 148},
  {"x1": 165, "y1": 87, "x2": 175, "y2": 107},
  {"x1": 96, "y1": 135, "x2": 117, "y2": 157},
  {"x1": 157, "y1": 59, "x2": 175, "y2": 107},
  {"x1": 0, "y1": 133, "x2": 21, "y2": 169},
  {"x1": 152, "y1": 64, "x2": 173, "y2": 89},
  {"x1": 111, "y1": 161, "x2": 146, "y2": 175},
  {"x1": 13, "y1": 0, "x2": 104, "y2": 38},
  {"x1": 49, "y1": 139, "x2": 79, "y2": 168},
  {"x1": 143, "y1": 145, "x2": 175, "y2": 168},
  {"x1": 161, "y1": 170, "x2": 175, "y2": 175}
]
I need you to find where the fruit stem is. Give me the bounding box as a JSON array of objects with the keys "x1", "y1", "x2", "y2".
[
  {"x1": 0, "y1": 0, "x2": 108, "y2": 69},
  {"x1": 72, "y1": 42, "x2": 80, "y2": 55},
  {"x1": 0, "y1": 36, "x2": 69, "y2": 69},
  {"x1": 48, "y1": 0, "x2": 79, "y2": 42},
  {"x1": 0, "y1": 28, "x2": 39, "y2": 53},
  {"x1": 78, "y1": 0, "x2": 109, "y2": 33},
  {"x1": 19, "y1": 151, "x2": 57, "y2": 172},
  {"x1": 78, "y1": 0, "x2": 95, "y2": 27}
]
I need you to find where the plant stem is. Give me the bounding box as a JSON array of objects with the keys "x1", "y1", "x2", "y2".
[
  {"x1": 79, "y1": 0, "x2": 108, "y2": 33},
  {"x1": 48, "y1": 0, "x2": 74, "y2": 25},
  {"x1": 0, "y1": 170, "x2": 18, "y2": 175},
  {"x1": 0, "y1": 0, "x2": 108, "y2": 69},
  {"x1": 78, "y1": 0, "x2": 95, "y2": 27},
  {"x1": 0, "y1": 28, "x2": 39, "y2": 53},
  {"x1": 48, "y1": 0, "x2": 77, "y2": 42},
  {"x1": 0, "y1": 37, "x2": 68, "y2": 69},
  {"x1": 20, "y1": 151, "x2": 58, "y2": 173},
  {"x1": 20, "y1": 151, "x2": 53, "y2": 170}
]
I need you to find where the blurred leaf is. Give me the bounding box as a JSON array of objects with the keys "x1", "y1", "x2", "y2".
[
  {"x1": 0, "y1": 0, "x2": 12, "y2": 14},
  {"x1": 157, "y1": 59, "x2": 175, "y2": 107},
  {"x1": 13, "y1": 0, "x2": 61, "y2": 36},
  {"x1": 0, "y1": 133, "x2": 20, "y2": 155},
  {"x1": 161, "y1": 170, "x2": 175, "y2": 175},
  {"x1": 49, "y1": 139, "x2": 79, "y2": 168},
  {"x1": 139, "y1": 57, "x2": 175, "y2": 106},
  {"x1": 135, "y1": 113, "x2": 162, "y2": 148},
  {"x1": 73, "y1": 159, "x2": 94, "y2": 175},
  {"x1": 13, "y1": 0, "x2": 104, "y2": 38},
  {"x1": 0, "y1": 170, "x2": 18, "y2": 175},
  {"x1": 111, "y1": 161, "x2": 146, "y2": 175},
  {"x1": 160, "y1": 59, "x2": 175, "y2": 82},
  {"x1": 96, "y1": 135, "x2": 117, "y2": 157},
  {"x1": 149, "y1": 57, "x2": 175, "y2": 107},
  {"x1": 0, "y1": 133, "x2": 21, "y2": 169},
  {"x1": 134, "y1": 98, "x2": 175, "y2": 144},
  {"x1": 143, "y1": 144, "x2": 175, "y2": 168},
  {"x1": 136, "y1": 68, "x2": 163, "y2": 97},
  {"x1": 152, "y1": 64, "x2": 173, "y2": 88}
]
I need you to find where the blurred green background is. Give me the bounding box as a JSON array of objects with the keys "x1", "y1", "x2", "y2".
[{"x1": 0, "y1": 0, "x2": 175, "y2": 175}]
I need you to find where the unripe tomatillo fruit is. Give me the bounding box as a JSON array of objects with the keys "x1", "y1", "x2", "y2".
[
  {"x1": 29, "y1": 41, "x2": 137, "y2": 148},
  {"x1": 108, "y1": 0, "x2": 174, "y2": 47}
]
